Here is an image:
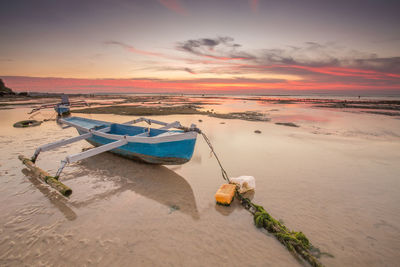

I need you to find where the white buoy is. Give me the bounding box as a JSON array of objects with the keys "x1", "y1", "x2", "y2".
[{"x1": 230, "y1": 176, "x2": 256, "y2": 193}]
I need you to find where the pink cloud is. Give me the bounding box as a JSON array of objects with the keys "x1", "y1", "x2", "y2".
[
  {"x1": 234, "y1": 63, "x2": 400, "y2": 80},
  {"x1": 158, "y1": 0, "x2": 187, "y2": 15},
  {"x1": 201, "y1": 54, "x2": 248, "y2": 61},
  {"x1": 126, "y1": 46, "x2": 163, "y2": 57},
  {"x1": 105, "y1": 41, "x2": 163, "y2": 57},
  {"x1": 3, "y1": 76, "x2": 399, "y2": 94},
  {"x1": 249, "y1": 0, "x2": 259, "y2": 13}
]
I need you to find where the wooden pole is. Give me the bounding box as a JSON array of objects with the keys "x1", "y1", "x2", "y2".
[{"x1": 18, "y1": 155, "x2": 72, "y2": 197}]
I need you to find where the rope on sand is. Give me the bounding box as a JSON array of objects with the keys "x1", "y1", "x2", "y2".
[
  {"x1": 15, "y1": 111, "x2": 59, "y2": 128},
  {"x1": 200, "y1": 131, "x2": 324, "y2": 267}
]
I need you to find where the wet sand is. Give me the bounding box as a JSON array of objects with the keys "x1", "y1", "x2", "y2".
[{"x1": 1, "y1": 96, "x2": 400, "y2": 266}]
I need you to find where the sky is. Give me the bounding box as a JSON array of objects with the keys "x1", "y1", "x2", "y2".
[{"x1": 0, "y1": 0, "x2": 399, "y2": 94}]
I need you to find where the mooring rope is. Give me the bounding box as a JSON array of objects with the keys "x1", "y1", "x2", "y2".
[
  {"x1": 236, "y1": 193, "x2": 324, "y2": 267},
  {"x1": 201, "y1": 132, "x2": 229, "y2": 182},
  {"x1": 200, "y1": 131, "x2": 324, "y2": 267},
  {"x1": 28, "y1": 110, "x2": 57, "y2": 122},
  {"x1": 47, "y1": 111, "x2": 57, "y2": 121}
]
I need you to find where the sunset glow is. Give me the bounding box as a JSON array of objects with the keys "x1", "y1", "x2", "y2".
[{"x1": 1, "y1": 0, "x2": 399, "y2": 94}]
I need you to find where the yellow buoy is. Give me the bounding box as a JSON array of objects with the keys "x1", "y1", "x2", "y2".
[{"x1": 215, "y1": 184, "x2": 236, "y2": 205}]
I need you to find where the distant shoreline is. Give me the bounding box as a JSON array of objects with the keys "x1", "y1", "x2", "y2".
[
  {"x1": 2, "y1": 91, "x2": 400, "y2": 101},
  {"x1": 1, "y1": 94, "x2": 400, "y2": 118}
]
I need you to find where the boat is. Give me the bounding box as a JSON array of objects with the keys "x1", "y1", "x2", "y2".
[
  {"x1": 19, "y1": 116, "x2": 201, "y2": 196},
  {"x1": 28, "y1": 94, "x2": 87, "y2": 116},
  {"x1": 54, "y1": 94, "x2": 71, "y2": 115},
  {"x1": 60, "y1": 116, "x2": 199, "y2": 165}
]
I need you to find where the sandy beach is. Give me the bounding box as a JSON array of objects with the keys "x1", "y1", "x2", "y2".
[{"x1": 1, "y1": 95, "x2": 400, "y2": 266}]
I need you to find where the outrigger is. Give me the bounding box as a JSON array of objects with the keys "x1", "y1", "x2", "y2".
[
  {"x1": 19, "y1": 116, "x2": 201, "y2": 197},
  {"x1": 29, "y1": 94, "x2": 88, "y2": 116}
]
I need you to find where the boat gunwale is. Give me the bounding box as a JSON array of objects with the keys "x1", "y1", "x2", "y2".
[{"x1": 61, "y1": 117, "x2": 197, "y2": 144}]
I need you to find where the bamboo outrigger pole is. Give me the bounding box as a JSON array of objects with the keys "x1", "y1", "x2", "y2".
[
  {"x1": 18, "y1": 126, "x2": 129, "y2": 197},
  {"x1": 18, "y1": 155, "x2": 72, "y2": 197}
]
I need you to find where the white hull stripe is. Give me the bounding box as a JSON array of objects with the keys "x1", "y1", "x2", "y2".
[{"x1": 61, "y1": 120, "x2": 197, "y2": 144}]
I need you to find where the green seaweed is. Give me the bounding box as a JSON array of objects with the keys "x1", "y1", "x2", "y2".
[
  {"x1": 237, "y1": 191, "x2": 326, "y2": 267},
  {"x1": 168, "y1": 205, "x2": 180, "y2": 214}
]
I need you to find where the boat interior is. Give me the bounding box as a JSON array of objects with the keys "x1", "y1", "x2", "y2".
[{"x1": 65, "y1": 117, "x2": 183, "y2": 138}]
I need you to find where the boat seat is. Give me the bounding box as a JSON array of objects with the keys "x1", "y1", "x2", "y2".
[
  {"x1": 91, "y1": 124, "x2": 109, "y2": 131},
  {"x1": 135, "y1": 132, "x2": 150, "y2": 137},
  {"x1": 134, "y1": 130, "x2": 180, "y2": 138},
  {"x1": 156, "y1": 131, "x2": 181, "y2": 137}
]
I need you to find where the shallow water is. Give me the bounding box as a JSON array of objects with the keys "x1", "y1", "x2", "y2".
[{"x1": 1, "y1": 99, "x2": 400, "y2": 266}]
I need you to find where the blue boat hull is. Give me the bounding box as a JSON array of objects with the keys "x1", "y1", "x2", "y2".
[
  {"x1": 86, "y1": 137, "x2": 194, "y2": 164},
  {"x1": 64, "y1": 117, "x2": 197, "y2": 165},
  {"x1": 54, "y1": 105, "x2": 70, "y2": 116},
  {"x1": 78, "y1": 129, "x2": 196, "y2": 164}
]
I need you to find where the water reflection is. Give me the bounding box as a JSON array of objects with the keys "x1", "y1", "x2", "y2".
[
  {"x1": 272, "y1": 114, "x2": 329, "y2": 123},
  {"x1": 75, "y1": 153, "x2": 200, "y2": 220},
  {"x1": 214, "y1": 191, "x2": 254, "y2": 216},
  {"x1": 21, "y1": 168, "x2": 78, "y2": 221}
]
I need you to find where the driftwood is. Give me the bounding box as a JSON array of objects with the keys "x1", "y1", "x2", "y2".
[{"x1": 18, "y1": 155, "x2": 72, "y2": 197}]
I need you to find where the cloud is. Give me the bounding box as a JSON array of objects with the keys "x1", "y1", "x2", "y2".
[
  {"x1": 252, "y1": 42, "x2": 399, "y2": 74},
  {"x1": 154, "y1": 66, "x2": 197, "y2": 74},
  {"x1": 177, "y1": 36, "x2": 254, "y2": 60},
  {"x1": 249, "y1": 0, "x2": 259, "y2": 13},
  {"x1": 129, "y1": 64, "x2": 197, "y2": 75},
  {"x1": 229, "y1": 41, "x2": 400, "y2": 81},
  {"x1": 352, "y1": 57, "x2": 400, "y2": 74},
  {"x1": 12, "y1": 38, "x2": 395, "y2": 94},
  {"x1": 105, "y1": 41, "x2": 163, "y2": 57},
  {"x1": 174, "y1": 37, "x2": 400, "y2": 86},
  {"x1": 237, "y1": 64, "x2": 400, "y2": 81},
  {"x1": 158, "y1": 0, "x2": 187, "y2": 15},
  {"x1": 4, "y1": 75, "x2": 398, "y2": 94},
  {"x1": 255, "y1": 42, "x2": 344, "y2": 67},
  {"x1": 183, "y1": 67, "x2": 196, "y2": 74}
]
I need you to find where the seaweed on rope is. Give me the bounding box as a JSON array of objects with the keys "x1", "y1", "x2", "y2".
[{"x1": 236, "y1": 191, "x2": 326, "y2": 267}]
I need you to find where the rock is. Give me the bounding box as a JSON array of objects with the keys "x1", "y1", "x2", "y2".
[
  {"x1": 209, "y1": 111, "x2": 270, "y2": 122},
  {"x1": 275, "y1": 122, "x2": 300, "y2": 127},
  {"x1": 0, "y1": 79, "x2": 15, "y2": 95},
  {"x1": 254, "y1": 130, "x2": 261, "y2": 134},
  {"x1": 335, "y1": 102, "x2": 346, "y2": 108},
  {"x1": 198, "y1": 119, "x2": 203, "y2": 122}
]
